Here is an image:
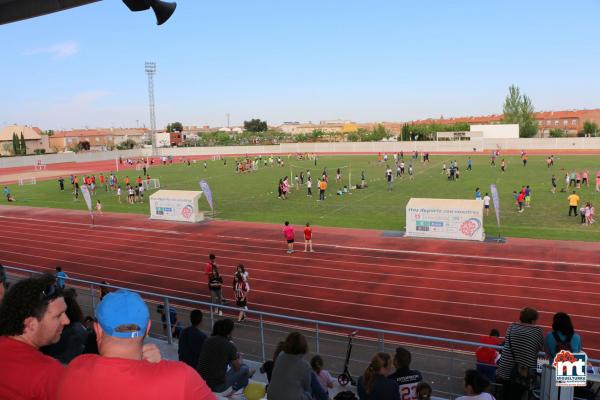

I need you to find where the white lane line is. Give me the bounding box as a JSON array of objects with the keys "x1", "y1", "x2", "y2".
[
  {"x1": 219, "y1": 234, "x2": 600, "y2": 268},
  {"x1": 2, "y1": 237, "x2": 600, "y2": 315},
  {"x1": 3, "y1": 213, "x2": 599, "y2": 269},
  {"x1": 3, "y1": 218, "x2": 600, "y2": 279},
  {"x1": 0, "y1": 215, "x2": 182, "y2": 235},
  {"x1": 6, "y1": 258, "x2": 600, "y2": 340},
  {"x1": 2, "y1": 229, "x2": 600, "y2": 293}
]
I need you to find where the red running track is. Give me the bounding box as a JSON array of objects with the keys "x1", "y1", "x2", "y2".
[{"x1": 1, "y1": 205, "x2": 600, "y2": 357}]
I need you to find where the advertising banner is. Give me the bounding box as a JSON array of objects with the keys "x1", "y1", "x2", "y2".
[
  {"x1": 199, "y1": 180, "x2": 214, "y2": 211},
  {"x1": 490, "y1": 184, "x2": 500, "y2": 226},
  {"x1": 405, "y1": 198, "x2": 485, "y2": 241},
  {"x1": 149, "y1": 190, "x2": 204, "y2": 223},
  {"x1": 80, "y1": 184, "x2": 93, "y2": 212}
]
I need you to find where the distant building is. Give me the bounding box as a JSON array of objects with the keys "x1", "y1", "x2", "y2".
[
  {"x1": 0, "y1": 124, "x2": 50, "y2": 155},
  {"x1": 405, "y1": 108, "x2": 600, "y2": 137},
  {"x1": 155, "y1": 131, "x2": 183, "y2": 147},
  {"x1": 49, "y1": 128, "x2": 148, "y2": 152}
]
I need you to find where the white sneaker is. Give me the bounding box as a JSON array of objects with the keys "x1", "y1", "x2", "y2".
[{"x1": 218, "y1": 310, "x2": 223, "y2": 316}]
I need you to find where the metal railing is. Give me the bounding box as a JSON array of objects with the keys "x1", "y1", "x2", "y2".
[{"x1": 3, "y1": 265, "x2": 599, "y2": 399}]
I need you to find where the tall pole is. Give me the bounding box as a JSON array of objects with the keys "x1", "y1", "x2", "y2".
[{"x1": 145, "y1": 62, "x2": 157, "y2": 155}]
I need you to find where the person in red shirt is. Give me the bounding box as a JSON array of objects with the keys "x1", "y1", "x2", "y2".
[
  {"x1": 282, "y1": 221, "x2": 295, "y2": 254},
  {"x1": 125, "y1": 176, "x2": 130, "y2": 186},
  {"x1": 0, "y1": 274, "x2": 69, "y2": 399},
  {"x1": 517, "y1": 191, "x2": 525, "y2": 213},
  {"x1": 475, "y1": 329, "x2": 503, "y2": 365},
  {"x1": 56, "y1": 289, "x2": 214, "y2": 400},
  {"x1": 303, "y1": 222, "x2": 314, "y2": 252},
  {"x1": 136, "y1": 176, "x2": 143, "y2": 186}
]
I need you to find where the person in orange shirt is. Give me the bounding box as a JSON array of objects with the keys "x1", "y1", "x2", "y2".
[
  {"x1": 136, "y1": 176, "x2": 142, "y2": 186},
  {"x1": 124, "y1": 176, "x2": 130, "y2": 186},
  {"x1": 318, "y1": 179, "x2": 327, "y2": 201},
  {"x1": 99, "y1": 174, "x2": 107, "y2": 192}
]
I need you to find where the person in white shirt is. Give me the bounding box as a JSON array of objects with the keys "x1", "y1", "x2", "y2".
[
  {"x1": 483, "y1": 193, "x2": 491, "y2": 216},
  {"x1": 456, "y1": 369, "x2": 495, "y2": 400}
]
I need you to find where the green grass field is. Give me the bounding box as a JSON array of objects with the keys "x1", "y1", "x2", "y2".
[{"x1": 5, "y1": 154, "x2": 600, "y2": 241}]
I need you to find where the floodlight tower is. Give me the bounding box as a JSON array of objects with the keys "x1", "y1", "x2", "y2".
[{"x1": 145, "y1": 61, "x2": 157, "y2": 153}]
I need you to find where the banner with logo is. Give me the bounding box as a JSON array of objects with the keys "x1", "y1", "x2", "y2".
[
  {"x1": 405, "y1": 198, "x2": 485, "y2": 241},
  {"x1": 199, "y1": 180, "x2": 214, "y2": 211},
  {"x1": 553, "y1": 350, "x2": 588, "y2": 387},
  {"x1": 149, "y1": 190, "x2": 204, "y2": 223},
  {"x1": 80, "y1": 184, "x2": 93, "y2": 212},
  {"x1": 490, "y1": 184, "x2": 500, "y2": 226}
]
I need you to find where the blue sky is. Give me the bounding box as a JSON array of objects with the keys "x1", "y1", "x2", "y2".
[{"x1": 1, "y1": 0, "x2": 599, "y2": 130}]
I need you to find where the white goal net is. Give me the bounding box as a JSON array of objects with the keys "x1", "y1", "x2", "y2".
[
  {"x1": 211, "y1": 155, "x2": 222, "y2": 161},
  {"x1": 18, "y1": 177, "x2": 37, "y2": 186},
  {"x1": 142, "y1": 178, "x2": 160, "y2": 190}
]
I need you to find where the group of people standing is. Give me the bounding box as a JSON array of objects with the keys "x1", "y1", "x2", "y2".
[{"x1": 204, "y1": 254, "x2": 249, "y2": 322}]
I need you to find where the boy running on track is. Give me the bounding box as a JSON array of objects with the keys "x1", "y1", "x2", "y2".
[
  {"x1": 304, "y1": 223, "x2": 314, "y2": 252},
  {"x1": 283, "y1": 221, "x2": 295, "y2": 254}
]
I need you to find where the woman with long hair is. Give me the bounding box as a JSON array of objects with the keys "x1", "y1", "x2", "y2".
[
  {"x1": 545, "y1": 312, "x2": 581, "y2": 362},
  {"x1": 357, "y1": 352, "x2": 399, "y2": 400}
]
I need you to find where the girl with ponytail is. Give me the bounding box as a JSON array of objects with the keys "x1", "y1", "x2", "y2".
[{"x1": 357, "y1": 352, "x2": 399, "y2": 400}]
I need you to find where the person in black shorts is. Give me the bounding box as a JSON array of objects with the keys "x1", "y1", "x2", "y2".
[{"x1": 551, "y1": 174, "x2": 557, "y2": 194}]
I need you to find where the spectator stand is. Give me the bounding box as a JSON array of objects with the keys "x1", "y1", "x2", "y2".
[{"x1": 3, "y1": 264, "x2": 599, "y2": 400}]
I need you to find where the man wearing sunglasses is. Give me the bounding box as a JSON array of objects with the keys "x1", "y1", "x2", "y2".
[{"x1": 0, "y1": 274, "x2": 69, "y2": 399}]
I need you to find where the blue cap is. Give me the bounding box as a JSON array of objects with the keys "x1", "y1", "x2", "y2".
[{"x1": 96, "y1": 289, "x2": 149, "y2": 339}]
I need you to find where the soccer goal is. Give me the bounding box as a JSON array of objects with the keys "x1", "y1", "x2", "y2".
[
  {"x1": 135, "y1": 164, "x2": 146, "y2": 171},
  {"x1": 211, "y1": 155, "x2": 222, "y2": 161},
  {"x1": 142, "y1": 178, "x2": 160, "y2": 191},
  {"x1": 18, "y1": 177, "x2": 37, "y2": 186}
]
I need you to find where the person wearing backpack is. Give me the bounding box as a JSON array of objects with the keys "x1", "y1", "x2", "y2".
[{"x1": 544, "y1": 312, "x2": 581, "y2": 363}]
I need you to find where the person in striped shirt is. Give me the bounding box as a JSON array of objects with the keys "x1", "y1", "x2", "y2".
[{"x1": 496, "y1": 307, "x2": 544, "y2": 400}]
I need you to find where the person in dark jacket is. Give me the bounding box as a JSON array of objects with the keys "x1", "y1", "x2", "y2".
[
  {"x1": 178, "y1": 310, "x2": 207, "y2": 368},
  {"x1": 40, "y1": 288, "x2": 88, "y2": 364},
  {"x1": 357, "y1": 353, "x2": 399, "y2": 400}
]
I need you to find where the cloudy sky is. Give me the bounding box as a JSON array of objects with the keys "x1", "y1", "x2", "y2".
[{"x1": 1, "y1": 0, "x2": 599, "y2": 130}]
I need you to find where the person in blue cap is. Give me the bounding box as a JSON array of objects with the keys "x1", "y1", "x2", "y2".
[{"x1": 56, "y1": 289, "x2": 215, "y2": 399}]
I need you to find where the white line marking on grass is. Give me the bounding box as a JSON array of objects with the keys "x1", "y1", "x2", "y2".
[{"x1": 0, "y1": 215, "x2": 181, "y2": 235}]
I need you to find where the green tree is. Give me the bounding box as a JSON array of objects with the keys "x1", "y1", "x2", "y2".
[
  {"x1": 42, "y1": 129, "x2": 54, "y2": 136},
  {"x1": 243, "y1": 119, "x2": 268, "y2": 133},
  {"x1": 77, "y1": 141, "x2": 91, "y2": 151},
  {"x1": 116, "y1": 139, "x2": 136, "y2": 150},
  {"x1": 310, "y1": 129, "x2": 325, "y2": 141},
  {"x1": 401, "y1": 124, "x2": 411, "y2": 141},
  {"x1": 20, "y1": 133, "x2": 27, "y2": 155},
  {"x1": 12, "y1": 133, "x2": 20, "y2": 155},
  {"x1": 548, "y1": 128, "x2": 565, "y2": 138},
  {"x1": 346, "y1": 132, "x2": 360, "y2": 142},
  {"x1": 502, "y1": 84, "x2": 538, "y2": 138},
  {"x1": 166, "y1": 122, "x2": 183, "y2": 133},
  {"x1": 583, "y1": 121, "x2": 598, "y2": 136}
]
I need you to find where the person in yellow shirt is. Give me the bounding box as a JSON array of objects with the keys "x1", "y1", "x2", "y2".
[{"x1": 567, "y1": 191, "x2": 580, "y2": 216}]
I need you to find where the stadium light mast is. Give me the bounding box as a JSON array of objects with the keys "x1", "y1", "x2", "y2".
[{"x1": 145, "y1": 61, "x2": 157, "y2": 154}]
